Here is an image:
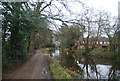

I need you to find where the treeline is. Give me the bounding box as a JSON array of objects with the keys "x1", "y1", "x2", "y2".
[
  {"x1": 1, "y1": 1, "x2": 120, "y2": 68},
  {"x1": 56, "y1": 8, "x2": 120, "y2": 54},
  {"x1": 1, "y1": 2, "x2": 54, "y2": 68}
]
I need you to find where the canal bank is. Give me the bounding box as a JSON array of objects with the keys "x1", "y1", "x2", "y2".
[{"x1": 46, "y1": 48, "x2": 120, "y2": 79}]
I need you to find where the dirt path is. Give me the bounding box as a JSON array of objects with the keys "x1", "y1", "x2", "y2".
[{"x1": 4, "y1": 50, "x2": 51, "y2": 79}]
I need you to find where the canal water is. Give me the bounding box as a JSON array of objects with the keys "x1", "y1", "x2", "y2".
[{"x1": 49, "y1": 49, "x2": 120, "y2": 79}]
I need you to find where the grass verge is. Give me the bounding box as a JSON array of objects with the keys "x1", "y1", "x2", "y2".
[
  {"x1": 89, "y1": 49, "x2": 116, "y2": 59},
  {"x1": 48, "y1": 55, "x2": 74, "y2": 79}
]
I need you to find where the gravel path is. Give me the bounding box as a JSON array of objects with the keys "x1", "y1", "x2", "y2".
[{"x1": 4, "y1": 50, "x2": 51, "y2": 79}]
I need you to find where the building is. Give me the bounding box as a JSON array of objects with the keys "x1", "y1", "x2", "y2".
[{"x1": 79, "y1": 37, "x2": 109, "y2": 45}]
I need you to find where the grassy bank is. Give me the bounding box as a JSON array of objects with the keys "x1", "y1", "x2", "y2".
[
  {"x1": 89, "y1": 49, "x2": 117, "y2": 59},
  {"x1": 48, "y1": 55, "x2": 76, "y2": 79}
]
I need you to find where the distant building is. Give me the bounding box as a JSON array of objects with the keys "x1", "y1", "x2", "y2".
[
  {"x1": 79, "y1": 37, "x2": 110, "y2": 50},
  {"x1": 79, "y1": 37, "x2": 109, "y2": 45}
]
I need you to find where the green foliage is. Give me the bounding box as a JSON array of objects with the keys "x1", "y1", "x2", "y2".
[
  {"x1": 2, "y1": 56, "x2": 12, "y2": 68},
  {"x1": 2, "y1": 2, "x2": 29, "y2": 60},
  {"x1": 34, "y1": 28, "x2": 54, "y2": 49},
  {"x1": 1, "y1": 2, "x2": 54, "y2": 68},
  {"x1": 57, "y1": 25, "x2": 81, "y2": 49}
]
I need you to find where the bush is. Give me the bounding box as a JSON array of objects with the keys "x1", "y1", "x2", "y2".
[{"x1": 2, "y1": 56, "x2": 11, "y2": 68}]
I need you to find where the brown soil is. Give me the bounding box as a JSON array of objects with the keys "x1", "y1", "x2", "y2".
[{"x1": 3, "y1": 50, "x2": 51, "y2": 79}]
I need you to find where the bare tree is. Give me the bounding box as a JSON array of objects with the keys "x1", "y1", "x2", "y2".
[
  {"x1": 77, "y1": 7, "x2": 97, "y2": 53},
  {"x1": 101, "y1": 12, "x2": 118, "y2": 52}
]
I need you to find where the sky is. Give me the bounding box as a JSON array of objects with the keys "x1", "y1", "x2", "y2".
[
  {"x1": 1, "y1": 0, "x2": 119, "y2": 16},
  {"x1": 47, "y1": 0, "x2": 120, "y2": 36},
  {"x1": 50, "y1": 0, "x2": 120, "y2": 29},
  {"x1": 28, "y1": 0, "x2": 120, "y2": 17},
  {"x1": 84, "y1": 0, "x2": 120, "y2": 16},
  {"x1": 49, "y1": 0, "x2": 120, "y2": 22},
  {"x1": 1, "y1": 0, "x2": 119, "y2": 30}
]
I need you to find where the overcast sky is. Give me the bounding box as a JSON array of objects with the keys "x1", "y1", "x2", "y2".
[
  {"x1": 30, "y1": 0, "x2": 120, "y2": 17},
  {"x1": 50, "y1": 0, "x2": 120, "y2": 28},
  {"x1": 47, "y1": 0, "x2": 120, "y2": 35},
  {"x1": 84, "y1": 0, "x2": 119, "y2": 16}
]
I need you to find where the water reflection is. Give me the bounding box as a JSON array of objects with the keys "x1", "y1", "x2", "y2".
[{"x1": 49, "y1": 49, "x2": 120, "y2": 79}]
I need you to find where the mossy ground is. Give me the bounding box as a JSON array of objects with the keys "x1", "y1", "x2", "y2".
[
  {"x1": 89, "y1": 49, "x2": 117, "y2": 59},
  {"x1": 48, "y1": 55, "x2": 76, "y2": 79}
]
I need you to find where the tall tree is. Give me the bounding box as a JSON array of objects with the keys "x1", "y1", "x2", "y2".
[{"x1": 58, "y1": 24, "x2": 82, "y2": 50}]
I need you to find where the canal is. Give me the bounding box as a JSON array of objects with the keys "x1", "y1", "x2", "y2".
[{"x1": 48, "y1": 49, "x2": 120, "y2": 79}]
